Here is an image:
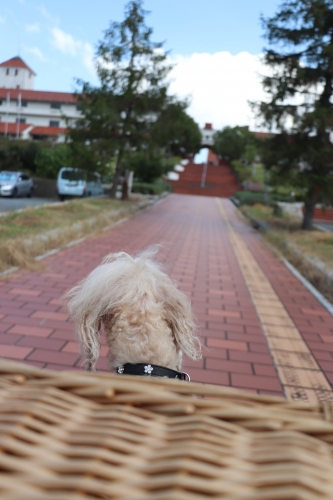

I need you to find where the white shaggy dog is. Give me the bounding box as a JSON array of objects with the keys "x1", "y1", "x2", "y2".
[{"x1": 66, "y1": 247, "x2": 202, "y2": 375}]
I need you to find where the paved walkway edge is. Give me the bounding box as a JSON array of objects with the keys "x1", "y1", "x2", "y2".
[
  {"x1": 217, "y1": 198, "x2": 333, "y2": 403},
  {"x1": 282, "y1": 257, "x2": 333, "y2": 316}
]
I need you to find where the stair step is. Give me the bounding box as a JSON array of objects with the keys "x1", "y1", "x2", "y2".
[{"x1": 167, "y1": 159, "x2": 242, "y2": 198}]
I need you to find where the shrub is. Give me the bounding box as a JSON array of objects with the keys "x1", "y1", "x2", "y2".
[
  {"x1": 231, "y1": 160, "x2": 252, "y2": 183},
  {"x1": 233, "y1": 190, "x2": 295, "y2": 205},
  {"x1": 35, "y1": 144, "x2": 72, "y2": 179},
  {"x1": 131, "y1": 181, "x2": 173, "y2": 195}
]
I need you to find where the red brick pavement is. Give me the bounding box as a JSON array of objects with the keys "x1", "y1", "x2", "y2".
[{"x1": 0, "y1": 195, "x2": 332, "y2": 397}]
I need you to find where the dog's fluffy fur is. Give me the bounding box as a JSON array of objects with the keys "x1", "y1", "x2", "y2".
[{"x1": 66, "y1": 247, "x2": 201, "y2": 371}]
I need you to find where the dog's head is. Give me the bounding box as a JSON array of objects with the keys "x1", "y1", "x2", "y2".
[{"x1": 65, "y1": 247, "x2": 202, "y2": 370}]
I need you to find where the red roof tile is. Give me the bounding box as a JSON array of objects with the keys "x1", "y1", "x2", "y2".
[
  {"x1": 0, "y1": 56, "x2": 36, "y2": 75},
  {"x1": 0, "y1": 122, "x2": 31, "y2": 134},
  {"x1": 31, "y1": 126, "x2": 68, "y2": 136},
  {"x1": 0, "y1": 88, "x2": 77, "y2": 104}
]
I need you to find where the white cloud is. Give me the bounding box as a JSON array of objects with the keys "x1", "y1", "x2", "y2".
[
  {"x1": 38, "y1": 5, "x2": 56, "y2": 22},
  {"x1": 24, "y1": 46, "x2": 47, "y2": 62},
  {"x1": 169, "y1": 51, "x2": 269, "y2": 131},
  {"x1": 26, "y1": 23, "x2": 40, "y2": 33},
  {"x1": 51, "y1": 27, "x2": 78, "y2": 56},
  {"x1": 51, "y1": 27, "x2": 96, "y2": 76},
  {"x1": 50, "y1": 31, "x2": 270, "y2": 131},
  {"x1": 81, "y1": 42, "x2": 95, "y2": 75}
]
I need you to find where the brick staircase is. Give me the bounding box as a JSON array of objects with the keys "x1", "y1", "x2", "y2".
[
  {"x1": 167, "y1": 157, "x2": 242, "y2": 198},
  {"x1": 303, "y1": 206, "x2": 333, "y2": 222}
]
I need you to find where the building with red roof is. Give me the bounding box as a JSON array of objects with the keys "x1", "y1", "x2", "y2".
[
  {"x1": 0, "y1": 56, "x2": 36, "y2": 91},
  {"x1": 0, "y1": 56, "x2": 80, "y2": 142}
]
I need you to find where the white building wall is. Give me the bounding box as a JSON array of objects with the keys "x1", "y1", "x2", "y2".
[
  {"x1": 0, "y1": 100, "x2": 81, "y2": 127},
  {"x1": 0, "y1": 67, "x2": 34, "y2": 90},
  {"x1": 200, "y1": 128, "x2": 214, "y2": 146}
]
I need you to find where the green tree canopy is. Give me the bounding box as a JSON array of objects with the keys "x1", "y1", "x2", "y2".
[
  {"x1": 150, "y1": 102, "x2": 201, "y2": 157},
  {"x1": 126, "y1": 147, "x2": 177, "y2": 183},
  {"x1": 213, "y1": 126, "x2": 257, "y2": 162},
  {"x1": 252, "y1": 0, "x2": 333, "y2": 229},
  {"x1": 69, "y1": 0, "x2": 173, "y2": 197}
]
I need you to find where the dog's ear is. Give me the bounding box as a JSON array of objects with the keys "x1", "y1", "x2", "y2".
[
  {"x1": 164, "y1": 285, "x2": 202, "y2": 360},
  {"x1": 64, "y1": 270, "x2": 107, "y2": 371},
  {"x1": 73, "y1": 311, "x2": 101, "y2": 371}
]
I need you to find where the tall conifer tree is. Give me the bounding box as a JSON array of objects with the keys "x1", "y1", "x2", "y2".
[
  {"x1": 253, "y1": 0, "x2": 333, "y2": 229},
  {"x1": 70, "y1": 1, "x2": 172, "y2": 197}
]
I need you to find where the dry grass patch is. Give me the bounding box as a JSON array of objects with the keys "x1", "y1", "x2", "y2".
[
  {"x1": 240, "y1": 203, "x2": 333, "y2": 304},
  {"x1": 0, "y1": 196, "x2": 149, "y2": 274},
  {"x1": 288, "y1": 231, "x2": 333, "y2": 268},
  {"x1": 0, "y1": 198, "x2": 126, "y2": 239}
]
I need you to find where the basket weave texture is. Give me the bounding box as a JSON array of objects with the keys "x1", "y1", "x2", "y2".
[{"x1": 1, "y1": 360, "x2": 333, "y2": 499}]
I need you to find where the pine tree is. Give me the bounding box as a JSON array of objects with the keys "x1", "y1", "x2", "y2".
[
  {"x1": 71, "y1": 0, "x2": 172, "y2": 197},
  {"x1": 252, "y1": 0, "x2": 333, "y2": 229}
]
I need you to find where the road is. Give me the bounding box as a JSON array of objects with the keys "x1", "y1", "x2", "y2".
[{"x1": 0, "y1": 197, "x2": 57, "y2": 214}]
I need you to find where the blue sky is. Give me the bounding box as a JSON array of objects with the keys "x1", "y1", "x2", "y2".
[{"x1": 0, "y1": 0, "x2": 282, "y2": 129}]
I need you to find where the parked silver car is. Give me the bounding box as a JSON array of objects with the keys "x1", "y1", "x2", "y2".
[{"x1": 0, "y1": 171, "x2": 34, "y2": 197}]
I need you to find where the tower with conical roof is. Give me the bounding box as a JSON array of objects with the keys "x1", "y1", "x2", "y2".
[{"x1": 0, "y1": 56, "x2": 36, "y2": 90}]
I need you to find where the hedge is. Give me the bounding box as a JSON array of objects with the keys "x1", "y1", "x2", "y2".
[
  {"x1": 233, "y1": 191, "x2": 300, "y2": 206},
  {"x1": 131, "y1": 181, "x2": 173, "y2": 195}
]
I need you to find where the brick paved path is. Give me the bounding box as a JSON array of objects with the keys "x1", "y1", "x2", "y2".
[{"x1": 1, "y1": 195, "x2": 333, "y2": 401}]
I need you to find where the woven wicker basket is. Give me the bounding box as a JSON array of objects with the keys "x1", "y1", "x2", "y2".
[{"x1": 0, "y1": 359, "x2": 333, "y2": 499}]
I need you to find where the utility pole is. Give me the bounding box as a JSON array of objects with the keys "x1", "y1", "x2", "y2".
[
  {"x1": 4, "y1": 92, "x2": 9, "y2": 137},
  {"x1": 16, "y1": 93, "x2": 21, "y2": 139}
]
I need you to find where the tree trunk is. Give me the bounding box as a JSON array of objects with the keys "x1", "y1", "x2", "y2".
[
  {"x1": 109, "y1": 149, "x2": 124, "y2": 198},
  {"x1": 301, "y1": 187, "x2": 318, "y2": 230},
  {"x1": 121, "y1": 170, "x2": 129, "y2": 201}
]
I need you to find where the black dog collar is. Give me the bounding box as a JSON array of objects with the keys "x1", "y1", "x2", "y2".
[{"x1": 116, "y1": 363, "x2": 190, "y2": 381}]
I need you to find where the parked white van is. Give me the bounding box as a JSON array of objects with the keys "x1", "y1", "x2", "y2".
[{"x1": 57, "y1": 168, "x2": 103, "y2": 201}]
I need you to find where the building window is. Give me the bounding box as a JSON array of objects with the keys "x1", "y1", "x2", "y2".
[
  {"x1": 51, "y1": 102, "x2": 61, "y2": 109},
  {"x1": 6, "y1": 68, "x2": 9, "y2": 75},
  {"x1": 76, "y1": 104, "x2": 83, "y2": 111},
  {"x1": 16, "y1": 118, "x2": 26, "y2": 123},
  {"x1": 15, "y1": 69, "x2": 18, "y2": 75},
  {"x1": 0, "y1": 100, "x2": 2, "y2": 106},
  {"x1": 21, "y1": 101, "x2": 28, "y2": 107},
  {"x1": 49, "y1": 120, "x2": 60, "y2": 127}
]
